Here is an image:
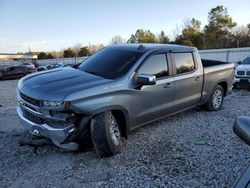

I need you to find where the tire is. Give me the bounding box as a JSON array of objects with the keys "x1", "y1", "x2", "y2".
[
  {"x1": 91, "y1": 111, "x2": 122, "y2": 157},
  {"x1": 233, "y1": 84, "x2": 238, "y2": 89},
  {"x1": 74, "y1": 117, "x2": 92, "y2": 152},
  {"x1": 204, "y1": 85, "x2": 224, "y2": 111}
]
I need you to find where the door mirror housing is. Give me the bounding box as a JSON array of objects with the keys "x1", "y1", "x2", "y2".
[
  {"x1": 136, "y1": 73, "x2": 156, "y2": 85},
  {"x1": 234, "y1": 116, "x2": 250, "y2": 146}
]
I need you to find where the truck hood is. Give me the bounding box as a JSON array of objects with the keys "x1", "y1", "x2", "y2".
[
  {"x1": 18, "y1": 67, "x2": 113, "y2": 101},
  {"x1": 236, "y1": 64, "x2": 250, "y2": 71}
]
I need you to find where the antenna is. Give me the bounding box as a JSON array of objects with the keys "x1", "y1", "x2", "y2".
[{"x1": 137, "y1": 44, "x2": 145, "y2": 51}]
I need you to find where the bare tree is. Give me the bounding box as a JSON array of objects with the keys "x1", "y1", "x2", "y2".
[
  {"x1": 110, "y1": 35, "x2": 126, "y2": 44},
  {"x1": 71, "y1": 42, "x2": 83, "y2": 55},
  {"x1": 172, "y1": 24, "x2": 181, "y2": 40},
  {"x1": 231, "y1": 25, "x2": 250, "y2": 47},
  {"x1": 88, "y1": 44, "x2": 105, "y2": 54},
  {"x1": 157, "y1": 31, "x2": 170, "y2": 43}
]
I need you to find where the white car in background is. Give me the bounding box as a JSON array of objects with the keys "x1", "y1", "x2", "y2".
[
  {"x1": 21, "y1": 62, "x2": 36, "y2": 69},
  {"x1": 234, "y1": 57, "x2": 250, "y2": 88},
  {"x1": 37, "y1": 63, "x2": 69, "y2": 71}
]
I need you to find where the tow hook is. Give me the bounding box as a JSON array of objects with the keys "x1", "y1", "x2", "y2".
[
  {"x1": 32, "y1": 129, "x2": 40, "y2": 135},
  {"x1": 61, "y1": 126, "x2": 78, "y2": 144}
]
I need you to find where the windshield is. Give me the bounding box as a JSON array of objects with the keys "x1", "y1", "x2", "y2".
[
  {"x1": 241, "y1": 57, "x2": 250, "y2": 64},
  {"x1": 79, "y1": 47, "x2": 143, "y2": 79}
]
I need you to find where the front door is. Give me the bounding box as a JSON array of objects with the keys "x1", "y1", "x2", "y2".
[{"x1": 130, "y1": 53, "x2": 175, "y2": 127}]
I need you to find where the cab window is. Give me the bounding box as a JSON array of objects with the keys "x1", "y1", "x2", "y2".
[
  {"x1": 173, "y1": 53, "x2": 196, "y2": 74},
  {"x1": 138, "y1": 54, "x2": 169, "y2": 79}
]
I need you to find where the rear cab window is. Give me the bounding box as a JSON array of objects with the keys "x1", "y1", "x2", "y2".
[{"x1": 172, "y1": 52, "x2": 196, "y2": 75}]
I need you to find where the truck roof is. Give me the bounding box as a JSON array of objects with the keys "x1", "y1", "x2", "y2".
[{"x1": 108, "y1": 43, "x2": 196, "y2": 53}]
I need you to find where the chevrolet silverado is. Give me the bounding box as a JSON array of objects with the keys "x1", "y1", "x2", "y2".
[{"x1": 17, "y1": 44, "x2": 234, "y2": 157}]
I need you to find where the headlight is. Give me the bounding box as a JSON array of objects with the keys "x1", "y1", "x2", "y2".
[{"x1": 43, "y1": 101, "x2": 64, "y2": 107}]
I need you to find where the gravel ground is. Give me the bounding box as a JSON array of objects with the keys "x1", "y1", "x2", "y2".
[{"x1": 0, "y1": 79, "x2": 249, "y2": 188}]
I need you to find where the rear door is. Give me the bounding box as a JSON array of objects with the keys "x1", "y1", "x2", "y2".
[
  {"x1": 171, "y1": 52, "x2": 203, "y2": 111},
  {"x1": 11, "y1": 66, "x2": 26, "y2": 78},
  {"x1": 15, "y1": 67, "x2": 25, "y2": 78},
  {"x1": 3, "y1": 67, "x2": 15, "y2": 79}
]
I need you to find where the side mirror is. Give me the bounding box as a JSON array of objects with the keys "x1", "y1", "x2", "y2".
[
  {"x1": 233, "y1": 116, "x2": 250, "y2": 146},
  {"x1": 136, "y1": 73, "x2": 156, "y2": 85},
  {"x1": 238, "y1": 61, "x2": 242, "y2": 65},
  {"x1": 233, "y1": 116, "x2": 250, "y2": 188}
]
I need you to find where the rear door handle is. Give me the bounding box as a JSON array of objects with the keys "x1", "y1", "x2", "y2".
[
  {"x1": 194, "y1": 76, "x2": 201, "y2": 81},
  {"x1": 164, "y1": 83, "x2": 173, "y2": 88}
]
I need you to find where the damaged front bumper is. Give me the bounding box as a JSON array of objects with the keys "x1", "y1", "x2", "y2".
[
  {"x1": 16, "y1": 90, "x2": 81, "y2": 151},
  {"x1": 17, "y1": 107, "x2": 79, "y2": 150}
]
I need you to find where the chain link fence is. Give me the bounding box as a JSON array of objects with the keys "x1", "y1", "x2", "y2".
[
  {"x1": 199, "y1": 47, "x2": 250, "y2": 63},
  {"x1": 1, "y1": 47, "x2": 250, "y2": 69},
  {"x1": 37, "y1": 57, "x2": 88, "y2": 66}
]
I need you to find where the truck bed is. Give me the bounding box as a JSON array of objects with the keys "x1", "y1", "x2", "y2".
[
  {"x1": 200, "y1": 59, "x2": 235, "y2": 105},
  {"x1": 201, "y1": 59, "x2": 229, "y2": 67}
]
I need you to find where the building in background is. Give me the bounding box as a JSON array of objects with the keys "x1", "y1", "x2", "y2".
[
  {"x1": 0, "y1": 52, "x2": 37, "y2": 61},
  {"x1": 0, "y1": 46, "x2": 38, "y2": 68}
]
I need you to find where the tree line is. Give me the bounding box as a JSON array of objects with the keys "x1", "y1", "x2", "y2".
[{"x1": 36, "y1": 5, "x2": 250, "y2": 59}]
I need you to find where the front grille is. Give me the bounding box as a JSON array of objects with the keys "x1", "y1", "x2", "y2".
[
  {"x1": 246, "y1": 71, "x2": 250, "y2": 76},
  {"x1": 237, "y1": 71, "x2": 245, "y2": 76},
  {"x1": 46, "y1": 120, "x2": 69, "y2": 128},
  {"x1": 20, "y1": 93, "x2": 42, "y2": 107},
  {"x1": 23, "y1": 109, "x2": 45, "y2": 124}
]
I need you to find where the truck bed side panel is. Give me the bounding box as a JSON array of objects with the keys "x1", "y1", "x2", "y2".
[{"x1": 200, "y1": 64, "x2": 234, "y2": 105}]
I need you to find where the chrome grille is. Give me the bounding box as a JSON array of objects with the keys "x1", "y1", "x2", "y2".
[
  {"x1": 22, "y1": 108, "x2": 45, "y2": 124},
  {"x1": 237, "y1": 71, "x2": 245, "y2": 76},
  {"x1": 20, "y1": 93, "x2": 42, "y2": 107}
]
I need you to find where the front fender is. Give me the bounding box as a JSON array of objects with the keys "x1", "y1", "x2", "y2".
[{"x1": 71, "y1": 99, "x2": 131, "y2": 136}]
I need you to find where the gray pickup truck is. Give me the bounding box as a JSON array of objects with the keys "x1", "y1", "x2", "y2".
[{"x1": 17, "y1": 44, "x2": 234, "y2": 157}]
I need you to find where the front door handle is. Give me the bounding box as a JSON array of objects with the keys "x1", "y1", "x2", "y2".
[
  {"x1": 194, "y1": 76, "x2": 201, "y2": 81},
  {"x1": 164, "y1": 83, "x2": 173, "y2": 88}
]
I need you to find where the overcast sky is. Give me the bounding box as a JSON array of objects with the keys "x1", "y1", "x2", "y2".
[{"x1": 0, "y1": 0, "x2": 249, "y2": 53}]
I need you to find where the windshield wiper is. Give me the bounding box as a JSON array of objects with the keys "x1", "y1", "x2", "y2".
[
  {"x1": 84, "y1": 70, "x2": 107, "y2": 78},
  {"x1": 84, "y1": 70, "x2": 98, "y2": 76}
]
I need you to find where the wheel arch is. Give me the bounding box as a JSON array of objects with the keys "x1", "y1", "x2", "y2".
[
  {"x1": 217, "y1": 81, "x2": 228, "y2": 96},
  {"x1": 90, "y1": 106, "x2": 129, "y2": 139}
]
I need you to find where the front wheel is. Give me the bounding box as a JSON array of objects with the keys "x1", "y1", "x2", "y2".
[
  {"x1": 90, "y1": 111, "x2": 122, "y2": 157},
  {"x1": 204, "y1": 85, "x2": 224, "y2": 111}
]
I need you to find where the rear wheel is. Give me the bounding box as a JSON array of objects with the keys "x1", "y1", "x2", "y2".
[
  {"x1": 233, "y1": 84, "x2": 238, "y2": 89},
  {"x1": 90, "y1": 111, "x2": 122, "y2": 157},
  {"x1": 204, "y1": 85, "x2": 224, "y2": 111}
]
